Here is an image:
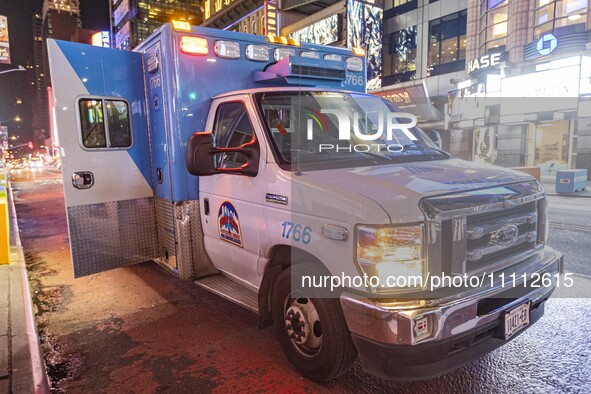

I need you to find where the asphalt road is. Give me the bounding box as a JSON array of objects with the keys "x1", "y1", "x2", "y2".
[
  {"x1": 8, "y1": 168, "x2": 591, "y2": 393},
  {"x1": 547, "y1": 196, "x2": 591, "y2": 277}
]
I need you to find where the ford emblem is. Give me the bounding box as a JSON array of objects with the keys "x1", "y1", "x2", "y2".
[{"x1": 490, "y1": 224, "x2": 519, "y2": 246}]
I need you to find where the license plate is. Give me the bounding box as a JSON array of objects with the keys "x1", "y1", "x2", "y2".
[{"x1": 504, "y1": 302, "x2": 530, "y2": 340}]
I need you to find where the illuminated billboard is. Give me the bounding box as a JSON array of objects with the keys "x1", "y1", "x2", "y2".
[
  {"x1": 265, "y1": 0, "x2": 279, "y2": 36},
  {"x1": 347, "y1": 0, "x2": 382, "y2": 89},
  {"x1": 113, "y1": 0, "x2": 129, "y2": 26},
  {"x1": 289, "y1": 14, "x2": 339, "y2": 46},
  {"x1": 92, "y1": 31, "x2": 111, "y2": 48},
  {"x1": 115, "y1": 21, "x2": 131, "y2": 50},
  {"x1": 0, "y1": 15, "x2": 10, "y2": 64},
  {"x1": 204, "y1": 0, "x2": 240, "y2": 22}
]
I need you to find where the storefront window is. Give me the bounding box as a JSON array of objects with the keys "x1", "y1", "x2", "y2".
[
  {"x1": 383, "y1": 26, "x2": 417, "y2": 84},
  {"x1": 427, "y1": 11, "x2": 467, "y2": 76},
  {"x1": 479, "y1": 0, "x2": 508, "y2": 55},
  {"x1": 534, "y1": 0, "x2": 588, "y2": 38},
  {"x1": 535, "y1": 121, "x2": 571, "y2": 174}
]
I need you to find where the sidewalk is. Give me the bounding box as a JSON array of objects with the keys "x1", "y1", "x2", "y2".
[
  {"x1": 540, "y1": 176, "x2": 591, "y2": 198},
  {"x1": 0, "y1": 183, "x2": 48, "y2": 393}
]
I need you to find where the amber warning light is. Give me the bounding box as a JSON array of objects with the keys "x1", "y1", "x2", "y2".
[{"x1": 172, "y1": 20, "x2": 191, "y2": 31}]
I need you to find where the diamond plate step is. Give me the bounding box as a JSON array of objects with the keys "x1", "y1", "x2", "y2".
[{"x1": 194, "y1": 274, "x2": 258, "y2": 312}]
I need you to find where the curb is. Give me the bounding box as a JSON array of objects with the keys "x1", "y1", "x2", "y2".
[
  {"x1": 7, "y1": 181, "x2": 49, "y2": 393},
  {"x1": 546, "y1": 192, "x2": 591, "y2": 199}
]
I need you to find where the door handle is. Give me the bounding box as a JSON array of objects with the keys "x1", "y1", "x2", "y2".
[
  {"x1": 156, "y1": 168, "x2": 163, "y2": 184},
  {"x1": 72, "y1": 172, "x2": 94, "y2": 189},
  {"x1": 204, "y1": 198, "x2": 209, "y2": 215}
]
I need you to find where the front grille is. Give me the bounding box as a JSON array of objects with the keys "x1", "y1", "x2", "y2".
[
  {"x1": 464, "y1": 201, "x2": 539, "y2": 273},
  {"x1": 290, "y1": 64, "x2": 345, "y2": 80},
  {"x1": 422, "y1": 181, "x2": 546, "y2": 276}
]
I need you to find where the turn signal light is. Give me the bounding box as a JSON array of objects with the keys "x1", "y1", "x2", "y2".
[{"x1": 180, "y1": 36, "x2": 208, "y2": 55}]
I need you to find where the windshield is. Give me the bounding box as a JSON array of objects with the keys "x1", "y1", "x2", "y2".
[{"x1": 255, "y1": 91, "x2": 449, "y2": 170}]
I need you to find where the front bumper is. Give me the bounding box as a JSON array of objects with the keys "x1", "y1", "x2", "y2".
[{"x1": 340, "y1": 247, "x2": 563, "y2": 380}]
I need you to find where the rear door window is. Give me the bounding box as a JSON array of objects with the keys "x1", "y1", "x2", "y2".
[{"x1": 78, "y1": 98, "x2": 132, "y2": 149}]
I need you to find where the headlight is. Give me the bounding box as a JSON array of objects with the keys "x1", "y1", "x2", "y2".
[{"x1": 356, "y1": 224, "x2": 426, "y2": 291}]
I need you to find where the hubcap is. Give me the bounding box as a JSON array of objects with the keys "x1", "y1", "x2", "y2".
[{"x1": 284, "y1": 297, "x2": 322, "y2": 357}]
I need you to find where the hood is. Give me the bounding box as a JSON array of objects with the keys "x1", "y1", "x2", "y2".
[{"x1": 297, "y1": 159, "x2": 536, "y2": 223}]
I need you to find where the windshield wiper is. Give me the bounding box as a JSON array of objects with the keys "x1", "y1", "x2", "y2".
[{"x1": 401, "y1": 144, "x2": 451, "y2": 158}]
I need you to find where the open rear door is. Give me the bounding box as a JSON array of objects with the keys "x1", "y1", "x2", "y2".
[{"x1": 47, "y1": 39, "x2": 159, "y2": 277}]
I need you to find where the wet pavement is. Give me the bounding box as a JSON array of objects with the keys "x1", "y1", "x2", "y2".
[
  {"x1": 546, "y1": 196, "x2": 591, "y2": 277},
  {"x1": 9, "y1": 168, "x2": 591, "y2": 393}
]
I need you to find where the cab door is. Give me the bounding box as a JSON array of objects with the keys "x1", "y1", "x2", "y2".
[
  {"x1": 47, "y1": 39, "x2": 159, "y2": 277},
  {"x1": 198, "y1": 97, "x2": 266, "y2": 287}
]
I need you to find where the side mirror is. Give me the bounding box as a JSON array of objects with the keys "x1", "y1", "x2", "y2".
[
  {"x1": 186, "y1": 132, "x2": 259, "y2": 177},
  {"x1": 425, "y1": 130, "x2": 442, "y2": 150}
]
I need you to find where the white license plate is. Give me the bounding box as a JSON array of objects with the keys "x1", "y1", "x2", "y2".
[{"x1": 504, "y1": 302, "x2": 530, "y2": 340}]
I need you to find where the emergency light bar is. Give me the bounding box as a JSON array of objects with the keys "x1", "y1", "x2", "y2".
[{"x1": 177, "y1": 34, "x2": 362, "y2": 73}]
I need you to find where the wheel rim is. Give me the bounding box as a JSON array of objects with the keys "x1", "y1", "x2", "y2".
[{"x1": 283, "y1": 296, "x2": 323, "y2": 357}]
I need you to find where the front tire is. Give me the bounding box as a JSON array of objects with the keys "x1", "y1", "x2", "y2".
[{"x1": 271, "y1": 263, "x2": 357, "y2": 382}]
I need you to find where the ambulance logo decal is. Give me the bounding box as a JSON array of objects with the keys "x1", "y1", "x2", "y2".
[{"x1": 218, "y1": 202, "x2": 243, "y2": 247}]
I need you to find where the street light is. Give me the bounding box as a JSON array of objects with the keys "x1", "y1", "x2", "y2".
[
  {"x1": 0, "y1": 117, "x2": 21, "y2": 125},
  {"x1": 0, "y1": 65, "x2": 26, "y2": 75}
]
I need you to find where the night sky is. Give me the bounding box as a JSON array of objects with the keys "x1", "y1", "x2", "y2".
[{"x1": 0, "y1": 0, "x2": 109, "y2": 142}]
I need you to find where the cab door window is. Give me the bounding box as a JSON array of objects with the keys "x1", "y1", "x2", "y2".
[{"x1": 213, "y1": 102, "x2": 256, "y2": 169}]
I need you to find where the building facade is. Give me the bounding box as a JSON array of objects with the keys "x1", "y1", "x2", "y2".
[
  {"x1": 33, "y1": 0, "x2": 81, "y2": 146},
  {"x1": 367, "y1": 0, "x2": 468, "y2": 138},
  {"x1": 447, "y1": 0, "x2": 591, "y2": 178},
  {"x1": 111, "y1": 0, "x2": 201, "y2": 50}
]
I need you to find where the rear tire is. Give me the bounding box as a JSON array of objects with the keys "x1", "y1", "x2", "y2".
[{"x1": 271, "y1": 263, "x2": 357, "y2": 382}]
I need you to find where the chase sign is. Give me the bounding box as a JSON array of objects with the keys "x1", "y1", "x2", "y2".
[
  {"x1": 468, "y1": 52, "x2": 506, "y2": 75},
  {"x1": 537, "y1": 34, "x2": 558, "y2": 56}
]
